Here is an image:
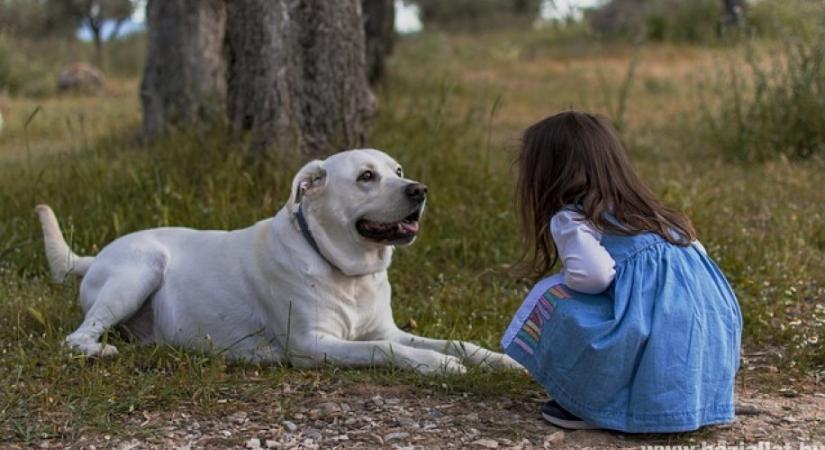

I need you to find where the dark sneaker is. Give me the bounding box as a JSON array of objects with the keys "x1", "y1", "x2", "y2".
[{"x1": 541, "y1": 400, "x2": 600, "y2": 430}]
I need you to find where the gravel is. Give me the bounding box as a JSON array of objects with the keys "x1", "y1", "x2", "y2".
[{"x1": 22, "y1": 383, "x2": 825, "y2": 449}]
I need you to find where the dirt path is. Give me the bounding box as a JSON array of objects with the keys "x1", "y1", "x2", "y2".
[{"x1": 25, "y1": 382, "x2": 824, "y2": 450}]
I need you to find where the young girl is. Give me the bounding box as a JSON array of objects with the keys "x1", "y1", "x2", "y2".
[{"x1": 501, "y1": 111, "x2": 742, "y2": 433}]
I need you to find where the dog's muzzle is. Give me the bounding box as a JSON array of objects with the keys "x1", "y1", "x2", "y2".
[{"x1": 356, "y1": 183, "x2": 427, "y2": 245}]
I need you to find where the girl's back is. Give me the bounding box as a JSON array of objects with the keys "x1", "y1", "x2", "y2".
[{"x1": 505, "y1": 111, "x2": 742, "y2": 433}]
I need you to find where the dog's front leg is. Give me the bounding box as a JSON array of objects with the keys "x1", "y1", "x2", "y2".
[
  {"x1": 287, "y1": 334, "x2": 467, "y2": 375},
  {"x1": 387, "y1": 329, "x2": 523, "y2": 371}
]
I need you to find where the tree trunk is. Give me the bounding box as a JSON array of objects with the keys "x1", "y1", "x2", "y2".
[
  {"x1": 92, "y1": 32, "x2": 103, "y2": 68},
  {"x1": 720, "y1": 0, "x2": 746, "y2": 29},
  {"x1": 512, "y1": 0, "x2": 540, "y2": 16},
  {"x1": 140, "y1": 0, "x2": 227, "y2": 139},
  {"x1": 362, "y1": 0, "x2": 395, "y2": 85},
  {"x1": 86, "y1": 17, "x2": 104, "y2": 67},
  {"x1": 226, "y1": 0, "x2": 375, "y2": 155}
]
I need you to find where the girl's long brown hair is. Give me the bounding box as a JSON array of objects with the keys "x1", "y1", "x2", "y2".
[{"x1": 515, "y1": 111, "x2": 697, "y2": 279}]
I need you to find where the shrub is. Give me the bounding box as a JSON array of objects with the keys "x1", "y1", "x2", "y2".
[
  {"x1": 588, "y1": 0, "x2": 825, "y2": 44},
  {"x1": 0, "y1": 37, "x2": 23, "y2": 94},
  {"x1": 0, "y1": 36, "x2": 54, "y2": 97},
  {"x1": 410, "y1": 0, "x2": 541, "y2": 32},
  {"x1": 748, "y1": 0, "x2": 825, "y2": 39},
  {"x1": 588, "y1": 0, "x2": 723, "y2": 43},
  {"x1": 703, "y1": 35, "x2": 825, "y2": 161}
]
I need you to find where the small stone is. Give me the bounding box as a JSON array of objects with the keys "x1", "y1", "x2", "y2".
[
  {"x1": 304, "y1": 429, "x2": 322, "y2": 440},
  {"x1": 283, "y1": 421, "x2": 298, "y2": 432},
  {"x1": 265, "y1": 440, "x2": 278, "y2": 448},
  {"x1": 57, "y1": 62, "x2": 105, "y2": 92},
  {"x1": 383, "y1": 432, "x2": 410, "y2": 442},
  {"x1": 230, "y1": 411, "x2": 248, "y2": 424},
  {"x1": 115, "y1": 440, "x2": 142, "y2": 450},
  {"x1": 245, "y1": 438, "x2": 261, "y2": 449},
  {"x1": 543, "y1": 431, "x2": 565, "y2": 447},
  {"x1": 472, "y1": 438, "x2": 500, "y2": 448},
  {"x1": 316, "y1": 402, "x2": 341, "y2": 416},
  {"x1": 397, "y1": 416, "x2": 417, "y2": 428},
  {"x1": 779, "y1": 388, "x2": 799, "y2": 398},
  {"x1": 735, "y1": 404, "x2": 764, "y2": 416},
  {"x1": 220, "y1": 430, "x2": 232, "y2": 438}
]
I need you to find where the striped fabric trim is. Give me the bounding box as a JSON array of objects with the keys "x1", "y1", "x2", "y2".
[{"x1": 511, "y1": 283, "x2": 570, "y2": 355}]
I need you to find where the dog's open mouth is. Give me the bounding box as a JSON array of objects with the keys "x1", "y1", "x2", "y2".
[{"x1": 356, "y1": 208, "x2": 422, "y2": 244}]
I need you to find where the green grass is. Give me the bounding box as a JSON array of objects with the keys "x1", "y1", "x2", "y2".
[
  {"x1": 703, "y1": 35, "x2": 825, "y2": 161},
  {"x1": 1, "y1": 28, "x2": 825, "y2": 444}
]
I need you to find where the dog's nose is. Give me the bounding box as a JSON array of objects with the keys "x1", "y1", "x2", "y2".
[{"x1": 405, "y1": 183, "x2": 428, "y2": 202}]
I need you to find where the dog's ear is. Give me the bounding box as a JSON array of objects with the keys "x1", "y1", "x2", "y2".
[{"x1": 288, "y1": 160, "x2": 327, "y2": 212}]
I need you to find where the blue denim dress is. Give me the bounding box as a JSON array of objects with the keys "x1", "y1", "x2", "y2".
[{"x1": 502, "y1": 231, "x2": 742, "y2": 433}]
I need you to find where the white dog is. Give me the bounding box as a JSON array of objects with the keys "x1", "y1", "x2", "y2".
[{"x1": 37, "y1": 149, "x2": 520, "y2": 375}]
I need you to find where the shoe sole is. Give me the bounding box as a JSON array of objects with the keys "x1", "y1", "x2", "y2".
[{"x1": 541, "y1": 412, "x2": 600, "y2": 430}]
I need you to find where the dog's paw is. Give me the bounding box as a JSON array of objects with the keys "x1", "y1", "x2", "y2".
[
  {"x1": 96, "y1": 344, "x2": 119, "y2": 358},
  {"x1": 441, "y1": 355, "x2": 468, "y2": 375},
  {"x1": 65, "y1": 334, "x2": 119, "y2": 359},
  {"x1": 489, "y1": 354, "x2": 526, "y2": 372},
  {"x1": 414, "y1": 354, "x2": 467, "y2": 375},
  {"x1": 469, "y1": 351, "x2": 526, "y2": 372}
]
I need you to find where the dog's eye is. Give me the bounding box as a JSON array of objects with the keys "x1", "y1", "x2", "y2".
[
  {"x1": 357, "y1": 170, "x2": 375, "y2": 182},
  {"x1": 396, "y1": 167, "x2": 403, "y2": 177}
]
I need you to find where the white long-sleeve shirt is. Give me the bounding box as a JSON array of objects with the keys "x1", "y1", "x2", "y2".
[
  {"x1": 550, "y1": 209, "x2": 616, "y2": 294},
  {"x1": 550, "y1": 210, "x2": 708, "y2": 294}
]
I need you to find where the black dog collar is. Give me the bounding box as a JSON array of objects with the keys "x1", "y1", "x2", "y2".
[{"x1": 295, "y1": 204, "x2": 339, "y2": 272}]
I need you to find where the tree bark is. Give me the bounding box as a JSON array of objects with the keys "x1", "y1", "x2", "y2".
[
  {"x1": 720, "y1": 0, "x2": 746, "y2": 30},
  {"x1": 86, "y1": 16, "x2": 104, "y2": 67},
  {"x1": 226, "y1": 0, "x2": 375, "y2": 155},
  {"x1": 140, "y1": 0, "x2": 227, "y2": 139},
  {"x1": 362, "y1": 0, "x2": 395, "y2": 85}
]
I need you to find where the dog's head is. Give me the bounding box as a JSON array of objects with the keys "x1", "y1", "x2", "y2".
[{"x1": 287, "y1": 149, "x2": 426, "y2": 276}]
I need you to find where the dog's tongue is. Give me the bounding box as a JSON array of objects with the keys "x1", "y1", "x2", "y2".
[{"x1": 399, "y1": 221, "x2": 419, "y2": 234}]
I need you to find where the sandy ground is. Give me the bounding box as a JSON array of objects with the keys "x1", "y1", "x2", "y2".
[{"x1": 21, "y1": 380, "x2": 824, "y2": 450}]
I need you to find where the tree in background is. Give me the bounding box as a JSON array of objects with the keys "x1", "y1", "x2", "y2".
[
  {"x1": 409, "y1": 0, "x2": 542, "y2": 31},
  {"x1": 0, "y1": 0, "x2": 81, "y2": 38},
  {"x1": 0, "y1": 0, "x2": 135, "y2": 64},
  {"x1": 140, "y1": 0, "x2": 225, "y2": 139},
  {"x1": 363, "y1": 0, "x2": 395, "y2": 85},
  {"x1": 719, "y1": 0, "x2": 746, "y2": 36},
  {"x1": 141, "y1": 0, "x2": 376, "y2": 156},
  {"x1": 73, "y1": 0, "x2": 136, "y2": 65},
  {"x1": 587, "y1": 0, "x2": 750, "y2": 42},
  {"x1": 225, "y1": 0, "x2": 375, "y2": 154}
]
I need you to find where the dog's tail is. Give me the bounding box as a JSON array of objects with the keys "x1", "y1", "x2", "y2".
[{"x1": 35, "y1": 204, "x2": 94, "y2": 282}]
